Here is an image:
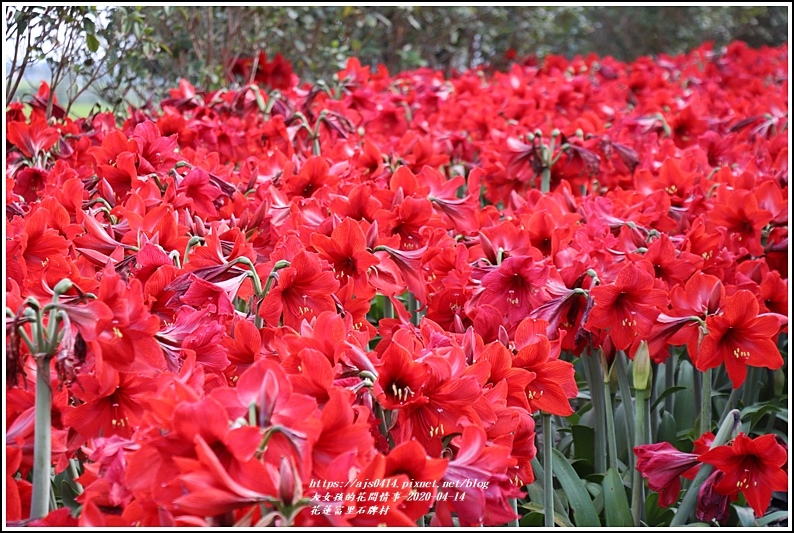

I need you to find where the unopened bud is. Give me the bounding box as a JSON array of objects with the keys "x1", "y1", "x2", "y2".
[
  {"x1": 53, "y1": 278, "x2": 74, "y2": 296},
  {"x1": 633, "y1": 340, "x2": 652, "y2": 391}
]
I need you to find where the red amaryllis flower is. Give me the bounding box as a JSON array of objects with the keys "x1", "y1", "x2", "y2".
[
  {"x1": 634, "y1": 442, "x2": 699, "y2": 507},
  {"x1": 709, "y1": 189, "x2": 772, "y2": 257},
  {"x1": 698, "y1": 433, "x2": 788, "y2": 517},
  {"x1": 7, "y1": 119, "x2": 61, "y2": 159},
  {"x1": 697, "y1": 470, "x2": 733, "y2": 525},
  {"x1": 432, "y1": 425, "x2": 522, "y2": 527},
  {"x1": 64, "y1": 365, "x2": 155, "y2": 440},
  {"x1": 696, "y1": 290, "x2": 785, "y2": 388},
  {"x1": 647, "y1": 272, "x2": 724, "y2": 363},
  {"x1": 311, "y1": 217, "x2": 379, "y2": 296},
  {"x1": 479, "y1": 256, "x2": 549, "y2": 325},
  {"x1": 92, "y1": 267, "x2": 165, "y2": 374},
  {"x1": 259, "y1": 250, "x2": 339, "y2": 330},
  {"x1": 383, "y1": 440, "x2": 448, "y2": 519},
  {"x1": 375, "y1": 342, "x2": 429, "y2": 410},
  {"x1": 586, "y1": 261, "x2": 667, "y2": 351},
  {"x1": 513, "y1": 318, "x2": 578, "y2": 416}
]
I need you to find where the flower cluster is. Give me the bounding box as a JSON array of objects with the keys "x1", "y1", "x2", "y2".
[{"x1": 5, "y1": 41, "x2": 788, "y2": 526}]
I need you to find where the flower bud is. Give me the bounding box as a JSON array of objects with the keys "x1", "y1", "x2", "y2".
[{"x1": 633, "y1": 340, "x2": 652, "y2": 391}]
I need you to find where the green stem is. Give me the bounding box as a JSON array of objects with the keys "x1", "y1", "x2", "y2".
[
  {"x1": 540, "y1": 167, "x2": 551, "y2": 194},
  {"x1": 692, "y1": 369, "x2": 702, "y2": 419},
  {"x1": 717, "y1": 387, "x2": 742, "y2": 427},
  {"x1": 615, "y1": 351, "x2": 635, "y2": 458},
  {"x1": 584, "y1": 351, "x2": 607, "y2": 474},
  {"x1": 542, "y1": 413, "x2": 554, "y2": 528},
  {"x1": 603, "y1": 359, "x2": 619, "y2": 470},
  {"x1": 407, "y1": 292, "x2": 418, "y2": 326},
  {"x1": 649, "y1": 362, "x2": 658, "y2": 442},
  {"x1": 669, "y1": 409, "x2": 741, "y2": 527},
  {"x1": 664, "y1": 348, "x2": 675, "y2": 414},
  {"x1": 699, "y1": 368, "x2": 712, "y2": 435},
  {"x1": 742, "y1": 367, "x2": 761, "y2": 407},
  {"x1": 30, "y1": 356, "x2": 53, "y2": 519},
  {"x1": 383, "y1": 295, "x2": 394, "y2": 319},
  {"x1": 631, "y1": 386, "x2": 647, "y2": 526},
  {"x1": 508, "y1": 498, "x2": 518, "y2": 527}
]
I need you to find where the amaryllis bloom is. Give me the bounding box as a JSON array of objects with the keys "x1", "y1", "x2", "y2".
[
  {"x1": 7, "y1": 118, "x2": 61, "y2": 159},
  {"x1": 709, "y1": 189, "x2": 773, "y2": 256},
  {"x1": 259, "y1": 250, "x2": 339, "y2": 330},
  {"x1": 513, "y1": 318, "x2": 578, "y2": 416},
  {"x1": 432, "y1": 426, "x2": 522, "y2": 527},
  {"x1": 698, "y1": 433, "x2": 788, "y2": 517},
  {"x1": 479, "y1": 256, "x2": 549, "y2": 325},
  {"x1": 586, "y1": 261, "x2": 668, "y2": 351},
  {"x1": 697, "y1": 470, "x2": 732, "y2": 525},
  {"x1": 310, "y1": 217, "x2": 379, "y2": 296},
  {"x1": 697, "y1": 290, "x2": 785, "y2": 388},
  {"x1": 634, "y1": 442, "x2": 699, "y2": 507}
]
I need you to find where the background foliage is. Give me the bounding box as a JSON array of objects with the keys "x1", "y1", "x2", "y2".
[{"x1": 5, "y1": 6, "x2": 790, "y2": 114}]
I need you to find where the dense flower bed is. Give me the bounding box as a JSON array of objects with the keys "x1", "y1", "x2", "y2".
[{"x1": 5, "y1": 41, "x2": 788, "y2": 527}]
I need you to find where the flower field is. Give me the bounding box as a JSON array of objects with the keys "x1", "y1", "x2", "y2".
[{"x1": 4, "y1": 41, "x2": 789, "y2": 527}]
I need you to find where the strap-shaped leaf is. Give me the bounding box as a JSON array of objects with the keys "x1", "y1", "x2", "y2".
[
  {"x1": 602, "y1": 467, "x2": 632, "y2": 526},
  {"x1": 551, "y1": 448, "x2": 601, "y2": 526}
]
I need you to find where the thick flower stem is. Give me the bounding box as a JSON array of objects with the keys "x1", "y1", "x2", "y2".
[
  {"x1": 631, "y1": 386, "x2": 647, "y2": 526},
  {"x1": 717, "y1": 387, "x2": 742, "y2": 426},
  {"x1": 407, "y1": 292, "x2": 418, "y2": 325},
  {"x1": 669, "y1": 409, "x2": 741, "y2": 526},
  {"x1": 542, "y1": 413, "x2": 554, "y2": 528},
  {"x1": 383, "y1": 295, "x2": 394, "y2": 319},
  {"x1": 631, "y1": 342, "x2": 651, "y2": 526},
  {"x1": 602, "y1": 356, "x2": 619, "y2": 470},
  {"x1": 584, "y1": 351, "x2": 607, "y2": 474},
  {"x1": 742, "y1": 366, "x2": 761, "y2": 407},
  {"x1": 508, "y1": 498, "x2": 518, "y2": 527},
  {"x1": 540, "y1": 168, "x2": 551, "y2": 194},
  {"x1": 699, "y1": 368, "x2": 712, "y2": 435},
  {"x1": 30, "y1": 355, "x2": 53, "y2": 519},
  {"x1": 664, "y1": 348, "x2": 675, "y2": 414},
  {"x1": 615, "y1": 352, "x2": 635, "y2": 463}
]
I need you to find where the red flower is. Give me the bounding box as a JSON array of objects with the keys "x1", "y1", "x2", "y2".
[
  {"x1": 311, "y1": 218, "x2": 379, "y2": 296},
  {"x1": 432, "y1": 426, "x2": 522, "y2": 527},
  {"x1": 92, "y1": 267, "x2": 165, "y2": 374},
  {"x1": 64, "y1": 366, "x2": 154, "y2": 440},
  {"x1": 634, "y1": 442, "x2": 699, "y2": 507},
  {"x1": 383, "y1": 440, "x2": 448, "y2": 519},
  {"x1": 697, "y1": 290, "x2": 785, "y2": 388},
  {"x1": 513, "y1": 318, "x2": 578, "y2": 416},
  {"x1": 7, "y1": 119, "x2": 61, "y2": 159},
  {"x1": 479, "y1": 256, "x2": 549, "y2": 326},
  {"x1": 259, "y1": 250, "x2": 339, "y2": 330},
  {"x1": 698, "y1": 433, "x2": 788, "y2": 517},
  {"x1": 709, "y1": 189, "x2": 772, "y2": 257},
  {"x1": 586, "y1": 261, "x2": 668, "y2": 351}
]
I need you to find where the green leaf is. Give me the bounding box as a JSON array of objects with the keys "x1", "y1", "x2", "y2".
[
  {"x1": 733, "y1": 504, "x2": 758, "y2": 527},
  {"x1": 572, "y1": 425, "x2": 595, "y2": 465},
  {"x1": 520, "y1": 502, "x2": 575, "y2": 527},
  {"x1": 551, "y1": 449, "x2": 601, "y2": 527},
  {"x1": 602, "y1": 467, "x2": 632, "y2": 526},
  {"x1": 657, "y1": 411, "x2": 678, "y2": 445},
  {"x1": 650, "y1": 386, "x2": 687, "y2": 412},
  {"x1": 519, "y1": 512, "x2": 544, "y2": 527},
  {"x1": 673, "y1": 360, "x2": 696, "y2": 430},
  {"x1": 756, "y1": 510, "x2": 788, "y2": 526},
  {"x1": 86, "y1": 33, "x2": 100, "y2": 53},
  {"x1": 59, "y1": 480, "x2": 81, "y2": 512},
  {"x1": 645, "y1": 492, "x2": 675, "y2": 526}
]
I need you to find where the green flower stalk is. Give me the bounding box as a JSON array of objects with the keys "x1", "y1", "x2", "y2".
[{"x1": 632, "y1": 341, "x2": 652, "y2": 526}]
